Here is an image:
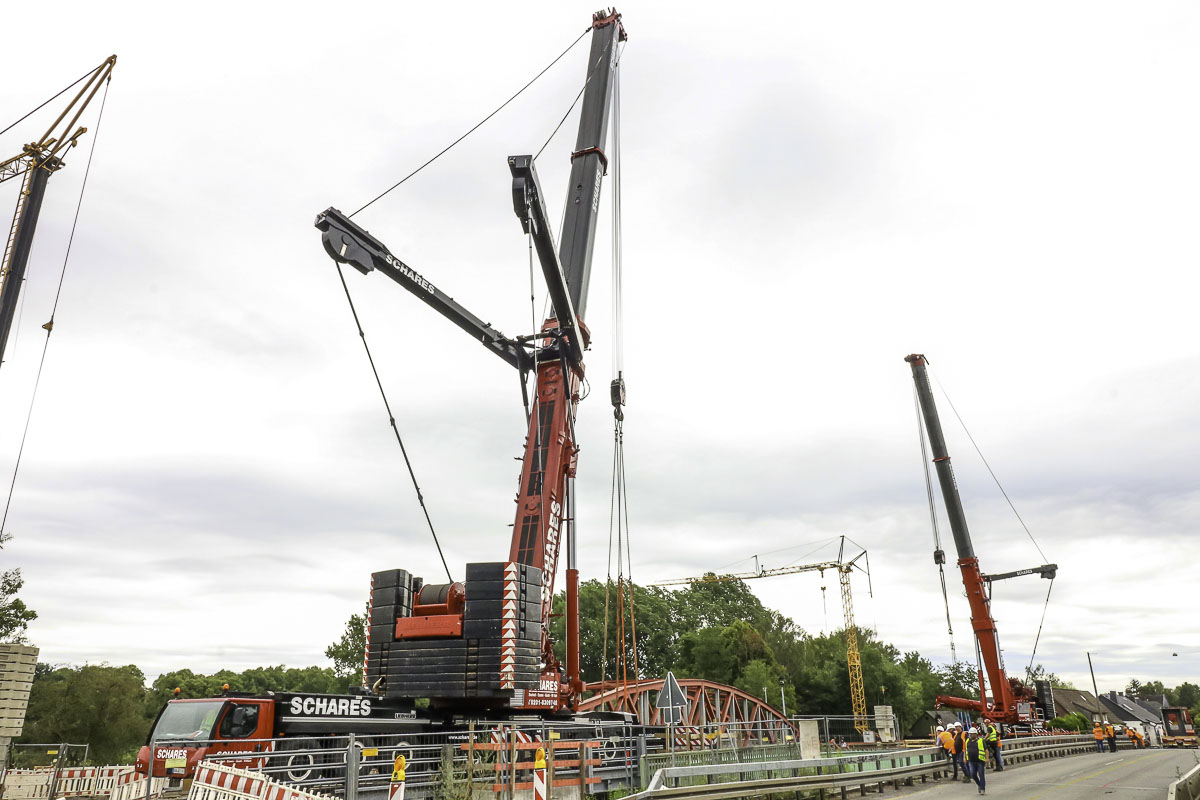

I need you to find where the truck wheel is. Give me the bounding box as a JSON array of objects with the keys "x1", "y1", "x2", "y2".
[{"x1": 271, "y1": 739, "x2": 320, "y2": 783}]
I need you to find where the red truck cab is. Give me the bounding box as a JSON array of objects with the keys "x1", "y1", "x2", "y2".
[{"x1": 136, "y1": 697, "x2": 273, "y2": 788}]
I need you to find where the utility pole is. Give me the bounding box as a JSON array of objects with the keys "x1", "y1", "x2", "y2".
[{"x1": 1087, "y1": 651, "x2": 1100, "y2": 698}]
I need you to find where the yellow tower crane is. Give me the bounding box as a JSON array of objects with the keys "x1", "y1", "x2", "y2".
[{"x1": 651, "y1": 536, "x2": 873, "y2": 733}]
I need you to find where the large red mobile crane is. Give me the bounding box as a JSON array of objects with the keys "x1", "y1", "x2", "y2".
[
  {"x1": 136, "y1": 10, "x2": 627, "y2": 783},
  {"x1": 319, "y1": 8, "x2": 625, "y2": 715},
  {"x1": 906, "y1": 354, "x2": 1057, "y2": 725}
]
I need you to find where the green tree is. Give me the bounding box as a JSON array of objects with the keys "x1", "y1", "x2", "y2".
[
  {"x1": 1047, "y1": 712, "x2": 1090, "y2": 732},
  {"x1": 0, "y1": 532, "x2": 37, "y2": 643},
  {"x1": 20, "y1": 664, "x2": 150, "y2": 763},
  {"x1": 325, "y1": 605, "x2": 367, "y2": 681},
  {"x1": 550, "y1": 580, "x2": 677, "y2": 683},
  {"x1": 1175, "y1": 682, "x2": 1200, "y2": 708},
  {"x1": 1027, "y1": 664, "x2": 1074, "y2": 689},
  {"x1": 676, "y1": 627, "x2": 733, "y2": 684}
]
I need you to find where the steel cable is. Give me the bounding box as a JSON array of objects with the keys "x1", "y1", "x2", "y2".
[
  {"x1": 914, "y1": 385, "x2": 957, "y2": 662},
  {"x1": 351, "y1": 28, "x2": 590, "y2": 218},
  {"x1": 0, "y1": 75, "x2": 111, "y2": 535},
  {"x1": 932, "y1": 372, "x2": 1049, "y2": 563},
  {"x1": 0, "y1": 66, "x2": 97, "y2": 139},
  {"x1": 333, "y1": 264, "x2": 452, "y2": 583}
]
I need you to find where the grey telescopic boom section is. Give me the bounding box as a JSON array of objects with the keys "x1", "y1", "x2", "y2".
[
  {"x1": 906, "y1": 354, "x2": 975, "y2": 560},
  {"x1": 556, "y1": 17, "x2": 622, "y2": 320},
  {"x1": 0, "y1": 164, "x2": 51, "y2": 366}
]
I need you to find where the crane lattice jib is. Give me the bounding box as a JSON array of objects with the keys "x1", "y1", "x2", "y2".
[{"x1": 841, "y1": 566, "x2": 869, "y2": 733}]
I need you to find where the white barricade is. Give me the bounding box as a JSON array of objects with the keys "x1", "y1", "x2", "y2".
[
  {"x1": 90, "y1": 767, "x2": 137, "y2": 797},
  {"x1": 108, "y1": 772, "x2": 169, "y2": 800},
  {"x1": 187, "y1": 762, "x2": 336, "y2": 800},
  {"x1": 2, "y1": 768, "x2": 55, "y2": 800}
]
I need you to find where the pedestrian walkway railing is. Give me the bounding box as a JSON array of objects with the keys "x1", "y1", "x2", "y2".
[
  {"x1": 633, "y1": 746, "x2": 947, "y2": 799},
  {"x1": 630, "y1": 734, "x2": 1101, "y2": 800}
]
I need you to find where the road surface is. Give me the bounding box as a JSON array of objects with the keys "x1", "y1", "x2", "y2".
[{"x1": 893, "y1": 748, "x2": 1198, "y2": 798}]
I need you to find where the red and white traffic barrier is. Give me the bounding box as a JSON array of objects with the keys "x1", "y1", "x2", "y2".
[
  {"x1": 187, "y1": 762, "x2": 335, "y2": 800},
  {"x1": 1, "y1": 769, "x2": 55, "y2": 800},
  {"x1": 387, "y1": 755, "x2": 405, "y2": 800},
  {"x1": 532, "y1": 747, "x2": 546, "y2": 800},
  {"x1": 109, "y1": 772, "x2": 169, "y2": 800}
]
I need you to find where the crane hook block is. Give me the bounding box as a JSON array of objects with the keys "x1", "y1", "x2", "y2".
[
  {"x1": 610, "y1": 376, "x2": 626, "y2": 408},
  {"x1": 933, "y1": 549, "x2": 946, "y2": 565},
  {"x1": 315, "y1": 208, "x2": 378, "y2": 276}
]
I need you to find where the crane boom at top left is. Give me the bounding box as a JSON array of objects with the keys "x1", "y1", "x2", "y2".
[{"x1": 0, "y1": 55, "x2": 116, "y2": 368}]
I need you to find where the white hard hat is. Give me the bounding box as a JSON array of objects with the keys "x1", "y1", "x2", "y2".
[
  {"x1": 936, "y1": 726, "x2": 944, "y2": 731},
  {"x1": 969, "y1": 727, "x2": 979, "y2": 734},
  {"x1": 954, "y1": 722, "x2": 963, "y2": 728}
]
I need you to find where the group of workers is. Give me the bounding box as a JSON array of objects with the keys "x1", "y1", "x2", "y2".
[
  {"x1": 935, "y1": 720, "x2": 1003, "y2": 795},
  {"x1": 1093, "y1": 720, "x2": 1147, "y2": 751},
  {"x1": 935, "y1": 717, "x2": 1153, "y2": 795}
]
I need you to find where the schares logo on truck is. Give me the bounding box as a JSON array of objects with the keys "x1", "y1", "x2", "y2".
[{"x1": 289, "y1": 696, "x2": 373, "y2": 716}]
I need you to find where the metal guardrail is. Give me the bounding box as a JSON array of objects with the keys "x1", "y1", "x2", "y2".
[
  {"x1": 630, "y1": 735, "x2": 1101, "y2": 799},
  {"x1": 1169, "y1": 761, "x2": 1200, "y2": 800},
  {"x1": 167, "y1": 719, "x2": 642, "y2": 799},
  {"x1": 633, "y1": 746, "x2": 947, "y2": 799}
]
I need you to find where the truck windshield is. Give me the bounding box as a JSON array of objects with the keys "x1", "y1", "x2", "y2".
[{"x1": 151, "y1": 701, "x2": 226, "y2": 741}]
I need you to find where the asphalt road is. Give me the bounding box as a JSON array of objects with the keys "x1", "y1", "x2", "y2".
[{"x1": 892, "y1": 748, "x2": 1199, "y2": 799}]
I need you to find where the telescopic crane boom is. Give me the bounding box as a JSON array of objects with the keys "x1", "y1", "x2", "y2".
[{"x1": 905, "y1": 354, "x2": 1051, "y2": 724}]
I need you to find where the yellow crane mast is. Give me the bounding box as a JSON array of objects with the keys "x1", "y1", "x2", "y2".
[{"x1": 651, "y1": 536, "x2": 873, "y2": 733}]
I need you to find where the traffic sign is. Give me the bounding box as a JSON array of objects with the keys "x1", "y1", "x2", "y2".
[{"x1": 656, "y1": 672, "x2": 687, "y2": 709}]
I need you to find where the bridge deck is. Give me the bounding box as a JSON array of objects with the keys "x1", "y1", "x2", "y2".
[{"x1": 889, "y1": 748, "x2": 1196, "y2": 799}]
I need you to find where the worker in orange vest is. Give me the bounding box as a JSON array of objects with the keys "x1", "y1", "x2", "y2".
[
  {"x1": 1104, "y1": 721, "x2": 1117, "y2": 753},
  {"x1": 1093, "y1": 722, "x2": 1106, "y2": 753},
  {"x1": 935, "y1": 725, "x2": 953, "y2": 756},
  {"x1": 952, "y1": 723, "x2": 969, "y2": 783},
  {"x1": 1125, "y1": 726, "x2": 1141, "y2": 749}
]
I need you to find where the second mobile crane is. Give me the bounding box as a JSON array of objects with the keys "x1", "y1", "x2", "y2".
[{"x1": 906, "y1": 354, "x2": 1057, "y2": 726}]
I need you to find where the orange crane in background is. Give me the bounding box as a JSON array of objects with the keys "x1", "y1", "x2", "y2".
[{"x1": 651, "y1": 537, "x2": 873, "y2": 733}]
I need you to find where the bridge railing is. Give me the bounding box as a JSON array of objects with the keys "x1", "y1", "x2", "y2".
[{"x1": 633, "y1": 734, "x2": 1100, "y2": 799}]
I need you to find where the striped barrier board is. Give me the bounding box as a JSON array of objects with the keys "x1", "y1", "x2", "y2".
[
  {"x1": 1, "y1": 769, "x2": 54, "y2": 800},
  {"x1": 109, "y1": 774, "x2": 170, "y2": 800},
  {"x1": 186, "y1": 762, "x2": 336, "y2": 800}
]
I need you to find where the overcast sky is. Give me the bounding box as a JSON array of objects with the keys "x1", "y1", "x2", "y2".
[{"x1": 1, "y1": 1, "x2": 1196, "y2": 702}]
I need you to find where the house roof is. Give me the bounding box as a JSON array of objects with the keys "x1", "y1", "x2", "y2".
[
  {"x1": 1130, "y1": 695, "x2": 1166, "y2": 716},
  {"x1": 1049, "y1": 687, "x2": 1104, "y2": 719},
  {"x1": 1100, "y1": 693, "x2": 1161, "y2": 724}
]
